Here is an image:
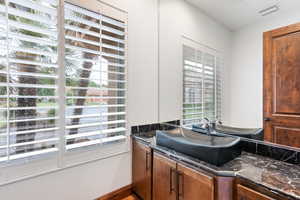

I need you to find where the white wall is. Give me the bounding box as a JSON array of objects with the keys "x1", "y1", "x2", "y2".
[
  {"x1": 0, "y1": 0, "x2": 159, "y2": 199},
  {"x1": 158, "y1": 0, "x2": 232, "y2": 123},
  {"x1": 229, "y1": 10, "x2": 300, "y2": 128},
  {"x1": 0, "y1": 153, "x2": 131, "y2": 200},
  {"x1": 127, "y1": 0, "x2": 159, "y2": 126}
]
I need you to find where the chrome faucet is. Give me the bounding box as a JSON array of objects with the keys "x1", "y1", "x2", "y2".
[
  {"x1": 201, "y1": 117, "x2": 212, "y2": 135},
  {"x1": 201, "y1": 118, "x2": 222, "y2": 135}
]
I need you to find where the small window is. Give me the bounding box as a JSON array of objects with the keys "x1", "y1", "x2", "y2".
[{"x1": 182, "y1": 44, "x2": 221, "y2": 125}]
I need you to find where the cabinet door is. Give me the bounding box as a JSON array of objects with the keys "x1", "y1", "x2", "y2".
[
  {"x1": 132, "y1": 140, "x2": 152, "y2": 200},
  {"x1": 237, "y1": 185, "x2": 275, "y2": 200},
  {"x1": 153, "y1": 152, "x2": 177, "y2": 200},
  {"x1": 177, "y1": 163, "x2": 214, "y2": 200}
]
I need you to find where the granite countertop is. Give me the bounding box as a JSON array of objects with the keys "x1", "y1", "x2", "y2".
[
  {"x1": 133, "y1": 133, "x2": 300, "y2": 200},
  {"x1": 225, "y1": 153, "x2": 300, "y2": 199}
]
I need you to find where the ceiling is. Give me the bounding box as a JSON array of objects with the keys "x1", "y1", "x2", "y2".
[{"x1": 186, "y1": 0, "x2": 300, "y2": 31}]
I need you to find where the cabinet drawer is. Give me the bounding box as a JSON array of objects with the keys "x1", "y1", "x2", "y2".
[{"x1": 237, "y1": 184, "x2": 275, "y2": 200}]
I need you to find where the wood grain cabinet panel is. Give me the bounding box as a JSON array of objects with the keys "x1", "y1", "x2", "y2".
[
  {"x1": 132, "y1": 140, "x2": 152, "y2": 200},
  {"x1": 153, "y1": 152, "x2": 177, "y2": 200},
  {"x1": 237, "y1": 185, "x2": 275, "y2": 200},
  {"x1": 177, "y1": 163, "x2": 214, "y2": 200}
]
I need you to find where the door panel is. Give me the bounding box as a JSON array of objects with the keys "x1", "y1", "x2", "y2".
[
  {"x1": 273, "y1": 32, "x2": 300, "y2": 114},
  {"x1": 177, "y1": 163, "x2": 214, "y2": 200},
  {"x1": 264, "y1": 22, "x2": 300, "y2": 147},
  {"x1": 153, "y1": 152, "x2": 177, "y2": 200},
  {"x1": 274, "y1": 126, "x2": 300, "y2": 148}
]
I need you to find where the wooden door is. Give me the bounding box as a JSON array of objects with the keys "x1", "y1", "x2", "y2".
[
  {"x1": 264, "y1": 22, "x2": 300, "y2": 147},
  {"x1": 132, "y1": 140, "x2": 152, "y2": 200},
  {"x1": 236, "y1": 185, "x2": 274, "y2": 200},
  {"x1": 153, "y1": 152, "x2": 177, "y2": 200},
  {"x1": 177, "y1": 163, "x2": 214, "y2": 200}
]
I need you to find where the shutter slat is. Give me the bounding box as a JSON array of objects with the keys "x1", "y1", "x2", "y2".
[
  {"x1": 7, "y1": 32, "x2": 57, "y2": 47},
  {"x1": 66, "y1": 127, "x2": 126, "y2": 139},
  {"x1": 66, "y1": 135, "x2": 126, "y2": 150},
  {"x1": 9, "y1": 58, "x2": 57, "y2": 68},
  {"x1": 9, "y1": 0, "x2": 57, "y2": 16},
  {"x1": 102, "y1": 35, "x2": 124, "y2": 44},
  {"x1": 102, "y1": 15, "x2": 125, "y2": 28},
  {"x1": 65, "y1": 24, "x2": 100, "y2": 38},
  {"x1": 8, "y1": 7, "x2": 57, "y2": 25},
  {"x1": 9, "y1": 45, "x2": 57, "y2": 57},
  {"x1": 65, "y1": 3, "x2": 99, "y2": 19},
  {"x1": 65, "y1": 12, "x2": 99, "y2": 29},
  {"x1": 9, "y1": 20, "x2": 57, "y2": 38}
]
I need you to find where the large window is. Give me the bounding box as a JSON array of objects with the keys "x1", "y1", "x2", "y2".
[
  {"x1": 0, "y1": 0, "x2": 127, "y2": 165},
  {"x1": 182, "y1": 44, "x2": 221, "y2": 125}
]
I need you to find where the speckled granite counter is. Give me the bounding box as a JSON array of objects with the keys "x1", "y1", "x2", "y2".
[
  {"x1": 133, "y1": 133, "x2": 300, "y2": 200},
  {"x1": 225, "y1": 153, "x2": 300, "y2": 199}
]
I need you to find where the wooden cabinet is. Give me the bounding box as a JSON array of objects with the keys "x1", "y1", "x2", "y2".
[
  {"x1": 132, "y1": 140, "x2": 292, "y2": 200},
  {"x1": 132, "y1": 140, "x2": 152, "y2": 200},
  {"x1": 177, "y1": 163, "x2": 214, "y2": 200},
  {"x1": 153, "y1": 152, "x2": 215, "y2": 200},
  {"x1": 153, "y1": 152, "x2": 177, "y2": 200},
  {"x1": 236, "y1": 185, "x2": 275, "y2": 200}
]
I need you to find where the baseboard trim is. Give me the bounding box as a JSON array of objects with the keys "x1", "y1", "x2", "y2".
[{"x1": 96, "y1": 184, "x2": 132, "y2": 200}]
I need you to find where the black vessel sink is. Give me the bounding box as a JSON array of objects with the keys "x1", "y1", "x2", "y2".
[
  {"x1": 192, "y1": 124, "x2": 264, "y2": 140},
  {"x1": 215, "y1": 124, "x2": 264, "y2": 140},
  {"x1": 156, "y1": 129, "x2": 241, "y2": 166}
]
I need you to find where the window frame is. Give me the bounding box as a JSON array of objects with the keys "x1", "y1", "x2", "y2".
[
  {"x1": 0, "y1": 0, "x2": 129, "y2": 185},
  {"x1": 182, "y1": 37, "x2": 222, "y2": 126}
]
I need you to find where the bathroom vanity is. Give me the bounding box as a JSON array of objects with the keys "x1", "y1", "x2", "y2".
[{"x1": 132, "y1": 124, "x2": 300, "y2": 200}]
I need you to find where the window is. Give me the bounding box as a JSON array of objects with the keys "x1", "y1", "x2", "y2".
[
  {"x1": 0, "y1": 0, "x2": 127, "y2": 166},
  {"x1": 64, "y1": 3, "x2": 126, "y2": 150},
  {"x1": 182, "y1": 44, "x2": 221, "y2": 125}
]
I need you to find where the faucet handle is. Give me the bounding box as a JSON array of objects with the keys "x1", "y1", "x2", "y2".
[
  {"x1": 215, "y1": 120, "x2": 222, "y2": 125},
  {"x1": 214, "y1": 116, "x2": 222, "y2": 125},
  {"x1": 201, "y1": 117, "x2": 210, "y2": 124},
  {"x1": 201, "y1": 123, "x2": 210, "y2": 129}
]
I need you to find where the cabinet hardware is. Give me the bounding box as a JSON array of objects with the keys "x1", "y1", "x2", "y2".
[
  {"x1": 264, "y1": 117, "x2": 271, "y2": 121},
  {"x1": 146, "y1": 152, "x2": 150, "y2": 171},
  {"x1": 170, "y1": 168, "x2": 176, "y2": 193},
  {"x1": 178, "y1": 171, "x2": 184, "y2": 199}
]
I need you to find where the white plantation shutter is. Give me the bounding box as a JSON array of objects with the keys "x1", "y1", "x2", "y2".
[
  {"x1": 216, "y1": 57, "x2": 222, "y2": 120},
  {"x1": 0, "y1": 0, "x2": 127, "y2": 168},
  {"x1": 183, "y1": 44, "x2": 222, "y2": 125},
  {"x1": 64, "y1": 2, "x2": 126, "y2": 150},
  {"x1": 0, "y1": 0, "x2": 59, "y2": 162}
]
